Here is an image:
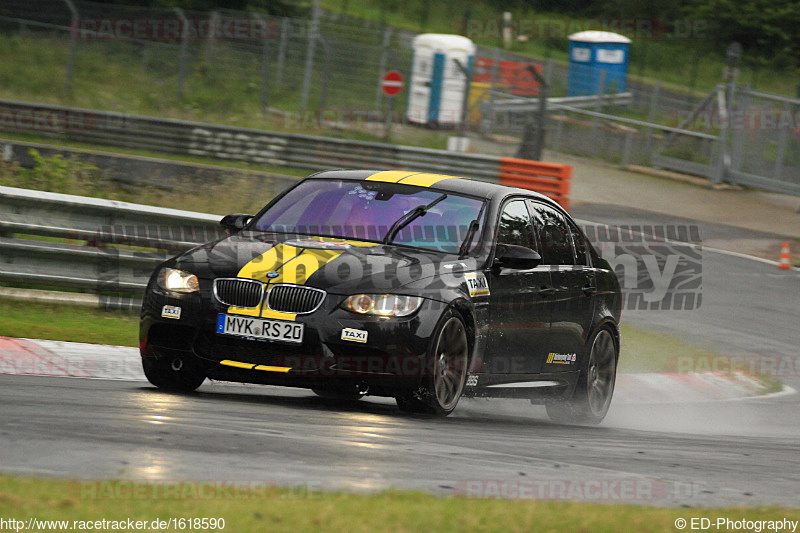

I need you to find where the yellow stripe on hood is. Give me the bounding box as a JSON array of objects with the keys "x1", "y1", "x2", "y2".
[{"x1": 227, "y1": 240, "x2": 375, "y2": 321}]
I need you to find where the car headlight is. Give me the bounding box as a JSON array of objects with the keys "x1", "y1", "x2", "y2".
[
  {"x1": 158, "y1": 268, "x2": 199, "y2": 293},
  {"x1": 342, "y1": 294, "x2": 423, "y2": 317}
]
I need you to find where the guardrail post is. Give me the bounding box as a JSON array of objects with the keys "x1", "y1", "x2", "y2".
[
  {"x1": 644, "y1": 81, "x2": 660, "y2": 155},
  {"x1": 62, "y1": 0, "x2": 79, "y2": 96},
  {"x1": 255, "y1": 15, "x2": 270, "y2": 115},
  {"x1": 594, "y1": 69, "x2": 606, "y2": 114},
  {"x1": 544, "y1": 58, "x2": 553, "y2": 87},
  {"x1": 730, "y1": 85, "x2": 749, "y2": 174},
  {"x1": 483, "y1": 48, "x2": 500, "y2": 135},
  {"x1": 374, "y1": 27, "x2": 392, "y2": 112},
  {"x1": 622, "y1": 129, "x2": 634, "y2": 167},
  {"x1": 300, "y1": 0, "x2": 320, "y2": 110},
  {"x1": 174, "y1": 8, "x2": 189, "y2": 98},
  {"x1": 452, "y1": 58, "x2": 474, "y2": 131},
  {"x1": 773, "y1": 101, "x2": 790, "y2": 182},
  {"x1": 552, "y1": 116, "x2": 564, "y2": 153},
  {"x1": 205, "y1": 11, "x2": 220, "y2": 65},
  {"x1": 275, "y1": 18, "x2": 288, "y2": 89},
  {"x1": 318, "y1": 36, "x2": 330, "y2": 112}
]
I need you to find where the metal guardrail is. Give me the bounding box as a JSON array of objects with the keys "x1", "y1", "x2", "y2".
[
  {"x1": 0, "y1": 98, "x2": 574, "y2": 208},
  {"x1": 487, "y1": 92, "x2": 634, "y2": 112},
  {"x1": 0, "y1": 186, "x2": 223, "y2": 296},
  {"x1": 0, "y1": 98, "x2": 502, "y2": 181}
]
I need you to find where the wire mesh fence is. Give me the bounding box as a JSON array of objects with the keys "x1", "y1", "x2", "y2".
[{"x1": 1, "y1": 1, "x2": 799, "y2": 195}]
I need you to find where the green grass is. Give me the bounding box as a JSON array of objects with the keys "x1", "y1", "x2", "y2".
[
  {"x1": 0, "y1": 32, "x2": 450, "y2": 151},
  {"x1": 2, "y1": 474, "x2": 799, "y2": 532},
  {"x1": 619, "y1": 324, "x2": 715, "y2": 373},
  {"x1": 0, "y1": 140, "x2": 299, "y2": 215},
  {"x1": 619, "y1": 323, "x2": 781, "y2": 393},
  {"x1": 0, "y1": 300, "x2": 138, "y2": 347}
]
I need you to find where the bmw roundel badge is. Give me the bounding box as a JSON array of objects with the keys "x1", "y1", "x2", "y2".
[{"x1": 266, "y1": 271, "x2": 280, "y2": 279}]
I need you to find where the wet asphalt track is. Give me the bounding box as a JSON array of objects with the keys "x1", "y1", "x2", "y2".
[{"x1": 1, "y1": 204, "x2": 799, "y2": 507}]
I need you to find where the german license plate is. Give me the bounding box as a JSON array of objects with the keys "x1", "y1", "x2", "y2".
[{"x1": 216, "y1": 314, "x2": 304, "y2": 344}]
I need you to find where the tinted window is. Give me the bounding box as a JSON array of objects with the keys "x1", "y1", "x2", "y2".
[
  {"x1": 496, "y1": 200, "x2": 536, "y2": 250},
  {"x1": 253, "y1": 179, "x2": 485, "y2": 253},
  {"x1": 569, "y1": 222, "x2": 589, "y2": 266},
  {"x1": 529, "y1": 202, "x2": 574, "y2": 265}
]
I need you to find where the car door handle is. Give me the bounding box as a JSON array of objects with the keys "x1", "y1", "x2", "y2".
[
  {"x1": 582, "y1": 284, "x2": 597, "y2": 295},
  {"x1": 538, "y1": 286, "x2": 567, "y2": 296}
]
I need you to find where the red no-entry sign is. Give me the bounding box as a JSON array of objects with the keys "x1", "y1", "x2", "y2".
[{"x1": 381, "y1": 71, "x2": 404, "y2": 97}]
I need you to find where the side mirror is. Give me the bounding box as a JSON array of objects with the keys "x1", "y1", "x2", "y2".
[
  {"x1": 494, "y1": 244, "x2": 542, "y2": 270},
  {"x1": 220, "y1": 213, "x2": 253, "y2": 234}
]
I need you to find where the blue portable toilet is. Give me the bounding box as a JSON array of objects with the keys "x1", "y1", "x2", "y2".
[{"x1": 567, "y1": 31, "x2": 631, "y2": 97}]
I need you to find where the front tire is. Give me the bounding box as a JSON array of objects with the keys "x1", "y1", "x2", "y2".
[
  {"x1": 396, "y1": 310, "x2": 469, "y2": 416},
  {"x1": 142, "y1": 355, "x2": 206, "y2": 392},
  {"x1": 546, "y1": 327, "x2": 617, "y2": 425}
]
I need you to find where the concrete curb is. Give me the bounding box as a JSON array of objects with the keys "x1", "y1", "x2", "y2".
[
  {"x1": 0, "y1": 288, "x2": 141, "y2": 310},
  {"x1": 0, "y1": 336, "x2": 777, "y2": 402}
]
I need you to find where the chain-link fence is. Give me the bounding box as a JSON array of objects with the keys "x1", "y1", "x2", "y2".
[
  {"x1": 1, "y1": 0, "x2": 799, "y2": 195},
  {"x1": 0, "y1": 1, "x2": 413, "y2": 118}
]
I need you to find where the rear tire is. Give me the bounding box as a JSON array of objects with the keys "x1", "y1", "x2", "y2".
[
  {"x1": 395, "y1": 309, "x2": 469, "y2": 416},
  {"x1": 142, "y1": 356, "x2": 206, "y2": 392},
  {"x1": 546, "y1": 327, "x2": 617, "y2": 425}
]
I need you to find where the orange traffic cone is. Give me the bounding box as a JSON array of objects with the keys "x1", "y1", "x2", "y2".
[{"x1": 778, "y1": 242, "x2": 792, "y2": 269}]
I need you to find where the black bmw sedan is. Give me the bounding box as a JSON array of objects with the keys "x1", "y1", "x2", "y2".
[{"x1": 140, "y1": 169, "x2": 622, "y2": 422}]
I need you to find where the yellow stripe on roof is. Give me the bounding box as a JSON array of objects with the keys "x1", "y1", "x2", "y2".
[
  {"x1": 365, "y1": 170, "x2": 419, "y2": 183},
  {"x1": 398, "y1": 174, "x2": 457, "y2": 187}
]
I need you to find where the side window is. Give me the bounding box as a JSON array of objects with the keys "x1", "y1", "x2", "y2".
[
  {"x1": 496, "y1": 200, "x2": 536, "y2": 251},
  {"x1": 568, "y1": 222, "x2": 589, "y2": 266},
  {"x1": 529, "y1": 202, "x2": 574, "y2": 265}
]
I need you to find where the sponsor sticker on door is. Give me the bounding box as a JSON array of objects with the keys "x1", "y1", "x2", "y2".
[{"x1": 546, "y1": 353, "x2": 576, "y2": 365}]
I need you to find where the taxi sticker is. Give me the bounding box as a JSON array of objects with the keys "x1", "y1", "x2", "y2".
[
  {"x1": 341, "y1": 328, "x2": 368, "y2": 343},
  {"x1": 161, "y1": 305, "x2": 182, "y2": 319},
  {"x1": 464, "y1": 272, "x2": 490, "y2": 297}
]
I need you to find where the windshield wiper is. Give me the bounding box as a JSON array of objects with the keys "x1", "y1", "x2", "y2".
[
  {"x1": 383, "y1": 194, "x2": 448, "y2": 245},
  {"x1": 458, "y1": 219, "x2": 479, "y2": 258},
  {"x1": 457, "y1": 201, "x2": 486, "y2": 258}
]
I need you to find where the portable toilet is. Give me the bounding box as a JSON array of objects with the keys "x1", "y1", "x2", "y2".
[
  {"x1": 567, "y1": 31, "x2": 631, "y2": 96},
  {"x1": 407, "y1": 34, "x2": 476, "y2": 127}
]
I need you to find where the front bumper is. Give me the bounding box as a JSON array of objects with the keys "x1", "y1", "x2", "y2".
[{"x1": 139, "y1": 283, "x2": 445, "y2": 394}]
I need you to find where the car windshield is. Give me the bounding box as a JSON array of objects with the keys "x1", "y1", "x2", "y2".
[{"x1": 252, "y1": 179, "x2": 486, "y2": 254}]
